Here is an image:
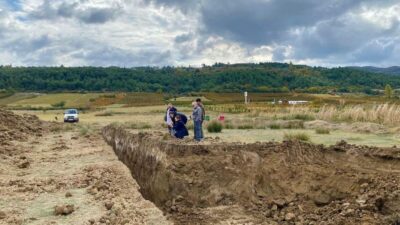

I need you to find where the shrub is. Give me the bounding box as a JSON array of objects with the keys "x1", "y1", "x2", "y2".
[
  {"x1": 207, "y1": 121, "x2": 223, "y2": 133},
  {"x1": 51, "y1": 101, "x2": 66, "y2": 108},
  {"x1": 293, "y1": 114, "x2": 315, "y2": 121},
  {"x1": 237, "y1": 124, "x2": 254, "y2": 130},
  {"x1": 284, "y1": 121, "x2": 305, "y2": 129},
  {"x1": 269, "y1": 123, "x2": 281, "y2": 129},
  {"x1": 315, "y1": 128, "x2": 330, "y2": 134},
  {"x1": 224, "y1": 123, "x2": 235, "y2": 129},
  {"x1": 283, "y1": 132, "x2": 311, "y2": 142}
]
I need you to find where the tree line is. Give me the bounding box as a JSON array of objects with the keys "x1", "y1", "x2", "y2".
[{"x1": 0, "y1": 63, "x2": 399, "y2": 94}]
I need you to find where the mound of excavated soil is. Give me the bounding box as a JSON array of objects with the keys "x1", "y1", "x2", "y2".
[
  {"x1": 0, "y1": 109, "x2": 44, "y2": 145},
  {"x1": 103, "y1": 125, "x2": 400, "y2": 225}
]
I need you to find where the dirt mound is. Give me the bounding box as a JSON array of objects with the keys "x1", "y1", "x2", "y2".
[
  {"x1": 103, "y1": 125, "x2": 400, "y2": 225},
  {"x1": 0, "y1": 109, "x2": 44, "y2": 146}
]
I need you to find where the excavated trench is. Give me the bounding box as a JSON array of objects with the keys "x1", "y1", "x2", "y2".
[{"x1": 102, "y1": 125, "x2": 400, "y2": 225}]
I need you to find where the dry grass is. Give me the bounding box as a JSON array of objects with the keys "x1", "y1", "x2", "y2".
[
  {"x1": 317, "y1": 104, "x2": 400, "y2": 125},
  {"x1": 315, "y1": 128, "x2": 330, "y2": 134},
  {"x1": 283, "y1": 132, "x2": 311, "y2": 142}
]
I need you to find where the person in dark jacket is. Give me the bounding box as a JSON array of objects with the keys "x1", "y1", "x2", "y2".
[{"x1": 172, "y1": 115, "x2": 189, "y2": 139}]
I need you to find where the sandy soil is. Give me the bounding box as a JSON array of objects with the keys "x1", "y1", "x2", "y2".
[{"x1": 0, "y1": 110, "x2": 170, "y2": 225}]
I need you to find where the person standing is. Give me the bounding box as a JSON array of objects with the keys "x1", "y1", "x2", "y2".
[
  {"x1": 196, "y1": 98, "x2": 206, "y2": 138},
  {"x1": 192, "y1": 101, "x2": 204, "y2": 141}
]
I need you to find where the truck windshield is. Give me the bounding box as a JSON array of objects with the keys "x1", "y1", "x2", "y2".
[{"x1": 65, "y1": 109, "x2": 77, "y2": 114}]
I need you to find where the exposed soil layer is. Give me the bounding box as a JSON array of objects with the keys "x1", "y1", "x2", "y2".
[
  {"x1": 0, "y1": 109, "x2": 46, "y2": 146},
  {"x1": 0, "y1": 110, "x2": 170, "y2": 225},
  {"x1": 103, "y1": 125, "x2": 400, "y2": 225}
]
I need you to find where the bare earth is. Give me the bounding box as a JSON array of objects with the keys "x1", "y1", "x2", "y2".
[
  {"x1": 0, "y1": 110, "x2": 170, "y2": 225},
  {"x1": 2, "y1": 109, "x2": 400, "y2": 224}
]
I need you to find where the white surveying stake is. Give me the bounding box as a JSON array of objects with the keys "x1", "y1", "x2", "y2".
[{"x1": 244, "y1": 91, "x2": 248, "y2": 104}]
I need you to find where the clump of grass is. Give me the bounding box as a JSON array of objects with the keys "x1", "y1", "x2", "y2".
[
  {"x1": 51, "y1": 101, "x2": 66, "y2": 108},
  {"x1": 269, "y1": 123, "x2": 281, "y2": 129},
  {"x1": 126, "y1": 123, "x2": 152, "y2": 129},
  {"x1": 207, "y1": 121, "x2": 223, "y2": 133},
  {"x1": 315, "y1": 128, "x2": 330, "y2": 134},
  {"x1": 293, "y1": 114, "x2": 315, "y2": 121},
  {"x1": 79, "y1": 125, "x2": 92, "y2": 136},
  {"x1": 237, "y1": 124, "x2": 254, "y2": 130},
  {"x1": 284, "y1": 121, "x2": 305, "y2": 129},
  {"x1": 224, "y1": 123, "x2": 235, "y2": 129},
  {"x1": 283, "y1": 132, "x2": 311, "y2": 142},
  {"x1": 95, "y1": 111, "x2": 114, "y2": 117}
]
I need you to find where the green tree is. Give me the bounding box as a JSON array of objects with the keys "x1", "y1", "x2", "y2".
[{"x1": 385, "y1": 84, "x2": 394, "y2": 99}]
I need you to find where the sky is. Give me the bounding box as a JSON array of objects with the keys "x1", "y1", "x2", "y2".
[{"x1": 0, "y1": 0, "x2": 399, "y2": 67}]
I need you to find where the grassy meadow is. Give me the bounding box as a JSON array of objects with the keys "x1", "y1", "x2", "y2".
[{"x1": 3, "y1": 91, "x2": 400, "y2": 147}]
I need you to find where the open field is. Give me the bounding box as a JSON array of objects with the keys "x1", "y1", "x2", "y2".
[{"x1": 3, "y1": 92, "x2": 400, "y2": 224}]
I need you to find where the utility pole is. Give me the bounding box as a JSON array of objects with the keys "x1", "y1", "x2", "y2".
[{"x1": 244, "y1": 91, "x2": 248, "y2": 104}]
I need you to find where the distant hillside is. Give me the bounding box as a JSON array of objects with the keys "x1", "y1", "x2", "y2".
[
  {"x1": 1, "y1": 63, "x2": 400, "y2": 94},
  {"x1": 349, "y1": 66, "x2": 400, "y2": 76}
]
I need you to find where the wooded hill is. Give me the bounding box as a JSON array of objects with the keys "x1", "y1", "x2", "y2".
[{"x1": 1, "y1": 63, "x2": 399, "y2": 94}]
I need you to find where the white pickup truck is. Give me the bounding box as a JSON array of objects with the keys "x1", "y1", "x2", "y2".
[{"x1": 63, "y1": 109, "x2": 79, "y2": 123}]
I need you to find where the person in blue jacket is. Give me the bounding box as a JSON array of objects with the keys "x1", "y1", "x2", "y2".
[{"x1": 172, "y1": 114, "x2": 189, "y2": 139}]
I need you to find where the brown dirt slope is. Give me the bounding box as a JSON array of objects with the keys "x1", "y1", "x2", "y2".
[{"x1": 103, "y1": 125, "x2": 400, "y2": 225}]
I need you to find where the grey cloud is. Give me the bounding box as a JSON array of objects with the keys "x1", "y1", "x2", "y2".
[
  {"x1": 73, "y1": 45, "x2": 173, "y2": 67},
  {"x1": 174, "y1": 33, "x2": 194, "y2": 43},
  {"x1": 5, "y1": 35, "x2": 52, "y2": 54},
  {"x1": 199, "y1": 0, "x2": 393, "y2": 45},
  {"x1": 30, "y1": 0, "x2": 121, "y2": 24},
  {"x1": 351, "y1": 39, "x2": 397, "y2": 63}
]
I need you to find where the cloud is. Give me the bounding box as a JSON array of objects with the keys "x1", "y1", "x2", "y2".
[
  {"x1": 0, "y1": 0, "x2": 399, "y2": 67},
  {"x1": 29, "y1": 0, "x2": 122, "y2": 24}
]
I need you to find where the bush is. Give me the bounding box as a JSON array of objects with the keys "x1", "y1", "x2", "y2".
[
  {"x1": 315, "y1": 128, "x2": 330, "y2": 134},
  {"x1": 51, "y1": 101, "x2": 66, "y2": 108},
  {"x1": 207, "y1": 121, "x2": 223, "y2": 133},
  {"x1": 224, "y1": 123, "x2": 235, "y2": 129},
  {"x1": 237, "y1": 124, "x2": 254, "y2": 129},
  {"x1": 293, "y1": 114, "x2": 315, "y2": 121},
  {"x1": 284, "y1": 121, "x2": 305, "y2": 129},
  {"x1": 269, "y1": 123, "x2": 281, "y2": 129},
  {"x1": 283, "y1": 132, "x2": 311, "y2": 142}
]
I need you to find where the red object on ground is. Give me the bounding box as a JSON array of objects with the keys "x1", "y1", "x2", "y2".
[{"x1": 218, "y1": 115, "x2": 225, "y2": 121}]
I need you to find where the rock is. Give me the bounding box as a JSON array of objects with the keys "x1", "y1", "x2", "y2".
[
  {"x1": 342, "y1": 202, "x2": 351, "y2": 208},
  {"x1": 18, "y1": 161, "x2": 30, "y2": 169},
  {"x1": 65, "y1": 192, "x2": 72, "y2": 198},
  {"x1": 54, "y1": 204, "x2": 75, "y2": 216},
  {"x1": 105, "y1": 202, "x2": 114, "y2": 210},
  {"x1": 285, "y1": 212, "x2": 296, "y2": 221},
  {"x1": 273, "y1": 199, "x2": 286, "y2": 208},
  {"x1": 360, "y1": 183, "x2": 369, "y2": 189},
  {"x1": 271, "y1": 204, "x2": 278, "y2": 211},
  {"x1": 0, "y1": 211, "x2": 6, "y2": 219},
  {"x1": 356, "y1": 198, "x2": 367, "y2": 205},
  {"x1": 313, "y1": 193, "x2": 331, "y2": 206}
]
